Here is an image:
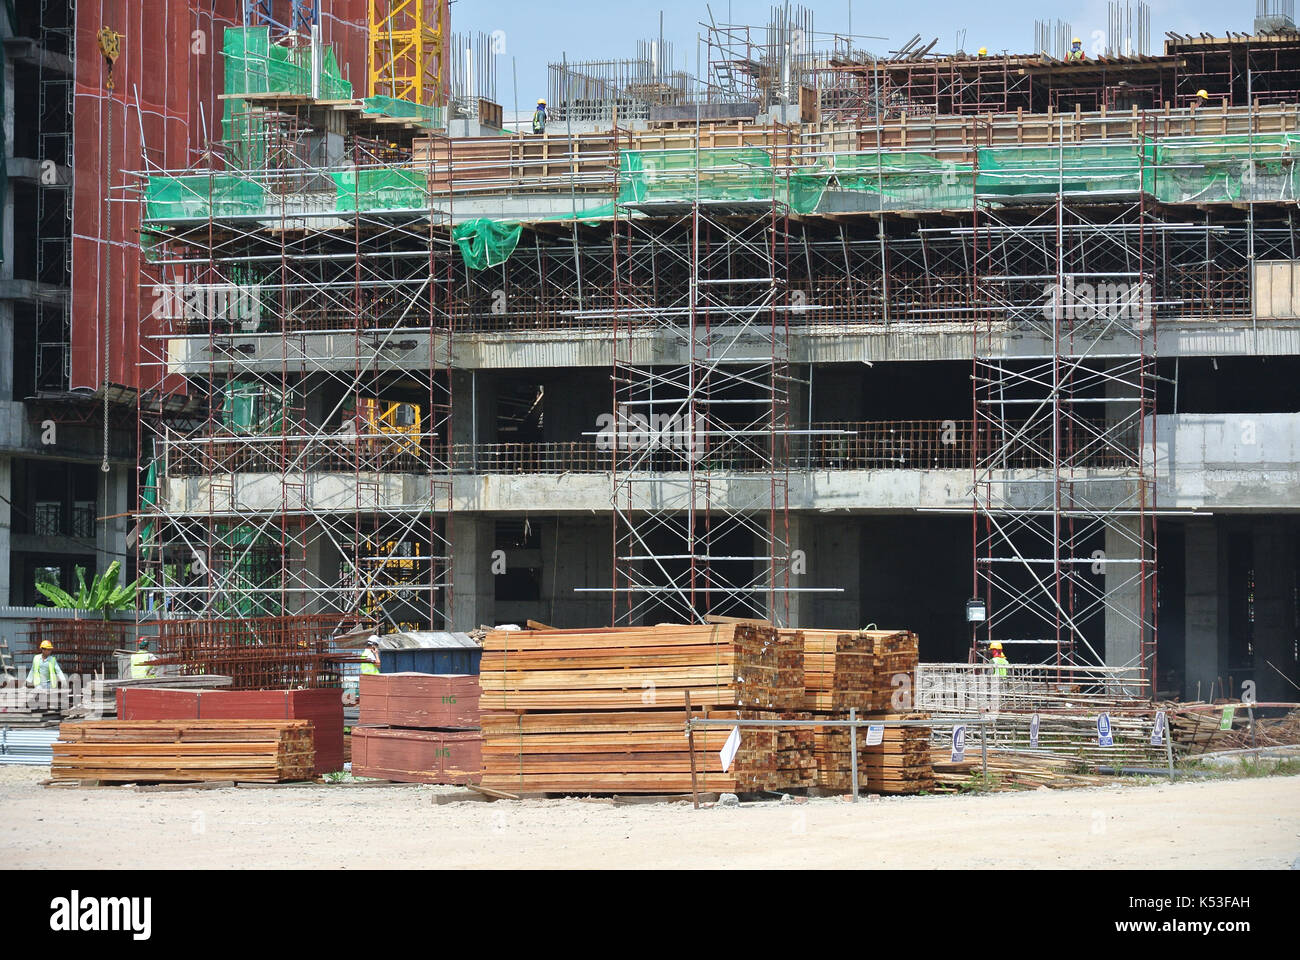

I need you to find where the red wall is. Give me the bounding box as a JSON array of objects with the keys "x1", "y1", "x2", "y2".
[{"x1": 69, "y1": 1, "x2": 371, "y2": 392}]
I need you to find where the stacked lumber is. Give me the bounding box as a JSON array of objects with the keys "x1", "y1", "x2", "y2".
[
  {"x1": 360, "y1": 673, "x2": 479, "y2": 728},
  {"x1": 352, "y1": 673, "x2": 482, "y2": 785},
  {"x1": 931, "y1": 748, "x2": 1111, "y2": 791},
  {"x1": 50, "y1": 719, "x2": 314, "y2": 783},
  {"x1": 813, "y1": 713, "x2": 934, "y2": 794},
  {"x1": 481, "y1": 708, "x2": 814, "y2": 794},
  {"x1": 73, "y1": 675, "x2": 233, "y2": 719},
  {"x1": 116, "y1": 687, "x2": 344, "y2": 775},
  {"x1": 480, "y1": 623, "x2": 811, "y2": 794},
  {"x1": 794, "y1": 629, "x2": 919, "y2": 712},
  {"x1": 480, "y1": 623, "x2": 802, "y2": 711}
]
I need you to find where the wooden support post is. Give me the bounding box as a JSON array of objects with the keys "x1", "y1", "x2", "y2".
[{"x1": 685, "y1": 690, "x2": 699, "y2": 809}]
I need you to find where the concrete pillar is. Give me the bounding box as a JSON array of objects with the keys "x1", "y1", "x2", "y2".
[
  {"x1": 1253, "y1": 518, "x2": 1298, "y2": 703},
  {"x1": 450, "y1": 370, "x2": 496, "y2": 463},
  {"x1": 1184, "y1": 517, "x2": 1228, "y2": 700},
  {"x1": 1103, "y1": 517, "x2": 1144, "y2": 682},
  {"x1": 300, "y1": 527, "x2": 340, "y2": 617},
  {"x1": 773, "y1": 514, "x2": 860, "y2": 629},
  {"x1": 541, "y1": 518, "x2": 611, "y2": 628},
  {"x1": 450, "y1": 513, "x2": 495, "y2": 631},
  {"x1": 95, "y1": 465, "x2": 130, "y2": 572}
]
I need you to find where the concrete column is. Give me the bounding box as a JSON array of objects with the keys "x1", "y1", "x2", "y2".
[
  {"x1": 450, "y1": 370, "x2": 496, "y2": 462},
  {"x1": 1184, "y1": 518, "x2": 1228, "y2": 700},
  {"x1": 1103, "y1": 517, "x2": 1144, "y2": 682},
  {"x1": 1253, "y1": 518, "x2": 1298, "y2": 703},
  {"x1": 95, "y1": 465, "x2": 130, "y2": 571},
  {"x1": 541, "y1": 518, "x2": 611, "y2": 628},
  {"x1": 774, "y1": 514, "x2": 860, "y2": 629},
  {"x1": 300, "y1": 528, "x2": 340, "y2": 617},
  {"x1": 450, "y1": 513, "x2": 495, "y2": 631}
]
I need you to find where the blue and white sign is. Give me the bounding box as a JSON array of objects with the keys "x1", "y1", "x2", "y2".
[
  {"x1": 865, "y1": 724, "x2": 884, "y2": 747},
  {"x1": 951, "y1": 724, "x2": 967, "y2": 763},
  {"x1": 1097, "y1": 712, "x2": 1114, "y2": 747},
  {"x1": 1029, "y1": 712, "x2": 1040, "y2": 748},
  {"x1": 1150, "y1": 710, "x2": 1167, "y2": 747}
]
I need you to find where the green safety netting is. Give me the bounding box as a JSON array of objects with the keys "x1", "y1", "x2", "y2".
[
  {"x1": 331, "y1": 168, "x2": 428, "y2": 212},
  {"x1": 976, "y1": 142, "x2": 1153, "y2": 197},
  {"x1": 361, "y1": 95, "x2": 444, "y2": 127},
  {"x1": 219, "y1": 379, "x2": 293, "y2": 435},
  {"x1": 617, "y1": 147, "x2": 827, "y2": 214},
  {"x1": 832, "y1": 151, "x2": 973, "y2": 210},
  {"x1": 1150, "y1": 134, "x2": 1299, "y2": 204},
  {"x1": 145, "y1": 174, "x2": 266, "y2": 221},
  {"x1": 454, "y1": 219, "x2": 523, "y2": 270},
  {"x1": 223, "y1": 26, "x2": 353, "y2": 168},
  {"x1": 212, "y1": 524, "x2": 282, "y2": 619}
]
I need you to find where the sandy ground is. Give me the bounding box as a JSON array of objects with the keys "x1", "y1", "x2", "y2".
[{"x1": 2, "y1": 765, "x2": 1297, "y2": 869}]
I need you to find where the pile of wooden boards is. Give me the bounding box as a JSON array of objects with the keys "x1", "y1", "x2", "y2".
[
  {"x1": 480, "y1": 623, "x2": 814, "y2": 794},
  {"x1": 796, "y1": 629, "x2": 919, "y2": 712},
  {"x1": 116, "y1": 687, "x2": 343, "y2": 775},
  {"x1": 50, "y1": 719, "x2": 314, "y2": 783},
  {"x1": 351, "y1": 673, "x2": 481, "y2": 785},
  {"x1": 931, "y1": 748, "x2": 1111, "y2": 791},
  {"x1": 813, "y1": 714, "x2": 935, "y2": 794}
]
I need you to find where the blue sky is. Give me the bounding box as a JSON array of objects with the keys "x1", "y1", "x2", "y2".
[{"x1": 452, "y1": 0, "x2": 1235, "y2": 110}]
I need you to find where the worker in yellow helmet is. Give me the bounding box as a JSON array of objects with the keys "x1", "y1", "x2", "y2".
[
  {"x1": 1066, "y1": 37, "x2": 1086, "y2": 62},
  {"x1": 1192, "y1": 88, "x2": 1210, "y2": 110},
  {"x1": 532, "y1": 98, "x2": 548, "y2": 135},
  {"x1": 26, "y1": 640, "x2": 67, "y2": 688},
  {"x1": 130, "y1": 637, "x2": 158, "y2": 680},
  {"x1": 977, "y1": 47, "x2": 988, "y2": 58},
  {"x1": 360, "y1": 637, "x2": 382, "y2": 676},
  {"x1": 988, "y1": 641, "x2": 1009, "y2": 678}
]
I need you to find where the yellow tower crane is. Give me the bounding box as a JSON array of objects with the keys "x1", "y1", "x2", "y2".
[{"x1": 368, "y1": 0, "x2": 449, "y2": 107}]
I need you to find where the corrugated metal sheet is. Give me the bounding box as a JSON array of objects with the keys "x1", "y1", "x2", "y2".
[
  {"x1": 0, "y1": 726, "x2": 58, "y2": 765},
  {"x1": 379, "y1": 631, "x2": 479, "y2": 650}
]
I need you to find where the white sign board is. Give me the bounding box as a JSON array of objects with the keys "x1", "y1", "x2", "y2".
[
  {"x1": 865, "y1": 724, "x2": 884, "y2": 746},
  {"x1": 1097, "y1": 712, "x2": 1114, "y2": 747},
  {"x1": 1150, "y1": 710, "x2": 1166, "y2": 747},
  {"x1": 950, "y1": 724, "x2": 966, "y2": 763},
  {"x1": 1029, "y1": 712, "x2": 1040, "y2": 748},
  {"x1": 719, "y1": 725, "x2": 742, "y2": 772}
]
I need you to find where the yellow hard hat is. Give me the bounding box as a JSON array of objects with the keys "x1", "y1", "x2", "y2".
[
  {"x1": 989, "y1": 641, "x2": 1004, "y2": 650},
  {"x1": 537, "y1": 98, "x2": 546, "y2": 105},
  {"x1": 1196, "y1": 89, "x2": 1209, "y2": 99},
  {"x1": 1072, "y1": 37, "x2": 1081, "y2": 44},
  {"x1": 978, "y1": 47, "x2": 987, "y2": 55},
  {"x1": 40, "y1": 640, "x2": 53, "y2": 650}
]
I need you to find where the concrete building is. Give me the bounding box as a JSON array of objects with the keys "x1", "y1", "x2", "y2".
[
  {"x1": 1, "y1": 2, "x2": 133, "y2": 606},
  {"x1": 120, "y1": 7, "x2": 1300, "y2": 705}
]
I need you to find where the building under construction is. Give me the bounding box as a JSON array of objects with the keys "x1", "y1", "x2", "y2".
[{"x1": 45, "y1": 0, "x2": 1292, "y2": 705}]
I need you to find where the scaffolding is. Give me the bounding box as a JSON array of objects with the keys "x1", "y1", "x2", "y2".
[{"x1": 136, "y1": 28, "x2": 454, "y2": 632}]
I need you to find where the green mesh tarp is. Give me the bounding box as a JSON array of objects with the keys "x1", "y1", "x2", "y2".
[
  {"x1": 219, "y1": 380, "x2": 292, "y2": 435},
  {"x1": 833, "y1": 151, "x2": 973, "y2": 210},
  {"x1": 1151, "y1": 134, "x2": 1298, "y2": 203},
  {"x1": 223, "y1": 27, "x2": 353, "y2": 168},
  {"x1": 617, "y1": 148, "x2": 826, "y2": 214},
  {"x1": 332, "y1": 168, "x2": 428, "y2": 212},
  {"x1": 361, "y1": 95, "x2": 444, "y2": 127},
  {"x1": 454, "y1": 219, "x2": 523, "y2": 270},
  {"x1": 145, "y1": 175, "x2": 266, "y2": 221},
  {"x1": 976, "y1": 143, "x2": 1151, "y2": 197}
]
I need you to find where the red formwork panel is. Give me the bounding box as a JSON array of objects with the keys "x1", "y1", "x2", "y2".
[
  {"x1": 116, "y1": 687, "x2": 344, "y2": 774},
  {"x1": 359, "y1": 673, "x2": 480, "y2": 730},
  {"x1": 351, "y1": 727, "x2": 482, "y2": 785}
]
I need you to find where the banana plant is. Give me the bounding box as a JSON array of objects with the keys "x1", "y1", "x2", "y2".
[{"x1": 35, "y1": 561, "x2": 153, "y2": 619}]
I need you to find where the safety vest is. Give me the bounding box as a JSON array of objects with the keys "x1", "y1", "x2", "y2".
[
  {"x1": 532, "y1": 109, "x2": 546, "y2": 134},
  {"x1": 360, "y1": 653, "x2": 381, "y2": 675},
  {"x1": 991, "y1": 655, "x2": 1009, "y2": 678},
  {"x1": 130, "y1": 651, "x2": 158, "y2": 680},
  {"x1": 27, "y1": 654, "x2": 65, "y2": 687},
  {"x1": 1066, "y1": 49, "x2": 1084, "y2": 61}
]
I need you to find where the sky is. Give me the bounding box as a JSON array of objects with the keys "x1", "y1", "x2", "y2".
[{"x1": 450, "y1": 0, "x2": 1240, "y2": 110}]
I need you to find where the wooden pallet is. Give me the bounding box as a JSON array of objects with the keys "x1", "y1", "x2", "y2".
[{"x1": 50, "y1": 719, "x2": 315, "y2": 783}]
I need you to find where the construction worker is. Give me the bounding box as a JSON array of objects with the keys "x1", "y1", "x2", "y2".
[
  {"x1": 130, "y1": 637, "x2": 158, "y2": 680},
  {"x1": 1066, "y1": 38, "x2": 1086, "y2": 62},
  {"x1": 988, "y1": 641, "x2": 1009, "y2": 678},
  {"x1": 360, "y1": 636, "x2": 381, "y2": 676},
  {"x1": 532, "y1": 98, "x2": 548, "y2": 135},
  {"x1": 26, "y1": 640, "x2": 67, "y2": 688},
  {"x1": 977, "y1": 47, "x2": 988, "y2": 58},
  {"x1": 1191, "y1": 88, "x2": 1210, "y2": 110}
]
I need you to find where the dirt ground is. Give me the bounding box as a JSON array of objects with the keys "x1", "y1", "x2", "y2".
[{"x1": 3, "y1": 765, "x2": 1297, "y2": 869}]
